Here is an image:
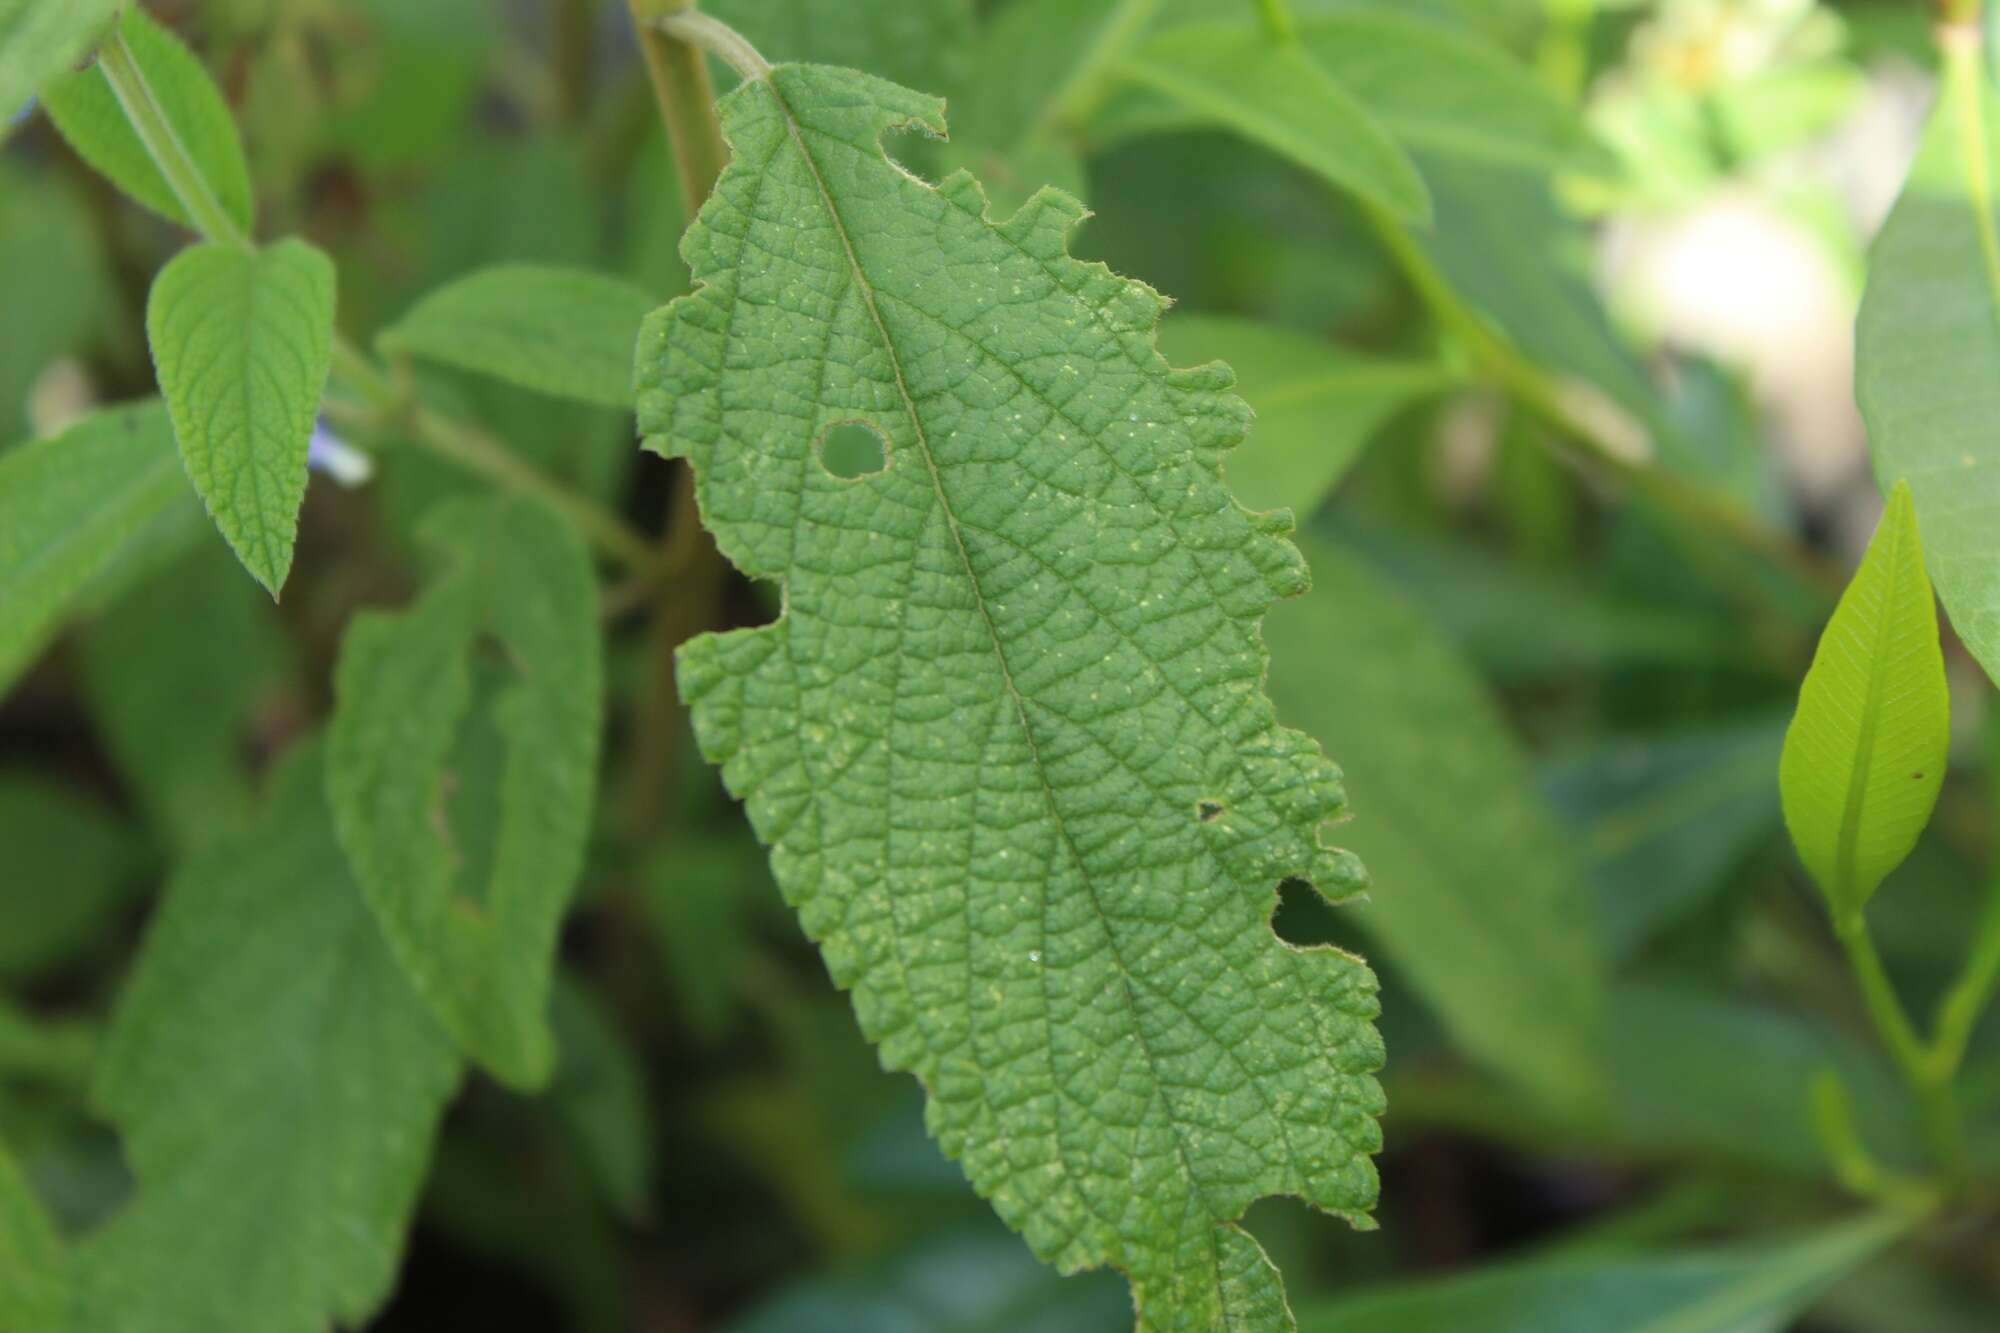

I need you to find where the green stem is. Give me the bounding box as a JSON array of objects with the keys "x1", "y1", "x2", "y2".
[
  {"x1": 1251, "y1": 0, "x2": 1298, "y2": 45},
  {"x1": 1030, "y1": 0, "x2": 1163, "y2": 146},
  {"x1": 95, "y1": 30, "x2": 252, "y2": 250},
  {"x1": 1362, "y1": 204, "x2": 1841, "y2": 600},
  {"x1": 1931, "y1": 874, "x2": 2000, "y2": 1077},
  {"x1": 630, "y1": 2, "x2": 737, "y2": 212},
  {"x1": 1836, "y1": 914, "x2": 1969, "y2": 1182}
]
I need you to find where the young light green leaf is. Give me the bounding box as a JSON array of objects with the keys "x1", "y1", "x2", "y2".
[
  {"x1": 0, "y1": 1136, "x2": 67, "y2": 1333},
  {"x1": 146, "y1": 237, "x2": 335, "y2": 595},
  {"x1": 379, "y1": 264, "x2": 658, "y2": 409},
  {"x1": 1156, "y1": 315, "x2": 1461, "y2": 513},
  {"x1": 637, "y1": 62, "x2": 1382, "y2": 1330},
  {"x1": 41, "y1": 7, "x2": 254, "y2": 234},
  {"x1": 328, "y1": 495, "x2": 603, "y2": 1091},
  {"x1": 0, "y1": 773, "x2": 141, "y2": 982},
  {"x1": 1856, "y1": 46, "x2": 2000, "y2": 688},
  {"x1": 1296, "y1": 1212, "x2": 1909, "y2": 1333},
  {"x1": 72, "y1": 746, "x2": 461, "y2": 1333},
  {"x1": 0, "y1": 401, "x2": 193, "y2": 696},
  {"x1": 1264, "y1": 539, "x2": 1604, "y2": 1108},
  {"x1": 0, "y1": 0, "x2": 120, "y2": 143},
  {"x1": 1779, "y1": 481, "x2": 1948, "y2": 924},
  {"x1": 1113, "y1": 23, "x2": 1431, "y2": 223}
]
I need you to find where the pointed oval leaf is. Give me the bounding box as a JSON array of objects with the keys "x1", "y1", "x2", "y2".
[
  {"x1": 42, "y1": 7, "x2": 253, "y2": 234},
  {"x1": 0, "y1": 0, "x2": 120, "y2": 142},
  {"x1": 327, "y1": 495, "x2": 603, "y2": 1091},
  {"x1": 378, "y1": 264, "x2": 658, "y2": 409},
  {"x1": 1113, "y1": 23, "x2": 1431, "y2": 223},
  {"x1": 1779, "y1": 481, "x2": 1948, "y2": 922},
  {"x1": 0, "y1": 401, "x2": 195, "y2": 696},
  {"x1": 1856, "y1": 51, "x2": 2000, "y2": 688},
  {"x1": 74, "y1": 747, "x2": 461, "y2": 1333},
  {"x1": 636, "y1": 63, "x2": 1382, "y2": 1330},
  {"x1": 146, "y1": 237, "x2": 337, "y2": 595}
]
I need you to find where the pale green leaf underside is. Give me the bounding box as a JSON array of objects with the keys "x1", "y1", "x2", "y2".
[
  {"x1": 0, "y1": 1137, "x2": 67, "y2": 1333},
  {"x1": 74, "y1": 746, "x2": 460, "y2": 1333},
  {"x1": 1297, "y1": 1211, "x2": 1907, "y2": 1333},
  {"x1": 1857, "y1": 64, "x2": 2000, "y2": 690},
  {"x1": 1779, "y1": 482, "x2": 1947, "y2": 919},
  {"x1": 0, "y1": 401, "x2": 192, "y2": 697},
  {"x1": 636, "y1": 63, "x2": 1382, "y2": 1331},
  {"x1": 379, "y1": 263, "x2": 659, "y2": 409},
  {"x1": 147, "y1": 238, "x2": 336, "y2": 595},
  {"x1": 328, "y1": 496, "x2": 603, "y2": 1090},
  {"x1": 42, "y1": 8, "x2": 254, "y2": 234},
  {"x1": 0, "y1": 0, "x2": 119, "y2": 144},
  {"x1": 1264, "y1": 540, "x2": 1604, "y2": 1108},
  {"x1": 1155, "y1": 316, "x2": 1461, "y2": 515},
  {"x1": 1113, "y1": 23, "x2": 1431, "y2": 224}
]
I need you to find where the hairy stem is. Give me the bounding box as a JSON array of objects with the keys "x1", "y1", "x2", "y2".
[{"x1": 629, "y1": 2, "x2": 735, "y2": 210}]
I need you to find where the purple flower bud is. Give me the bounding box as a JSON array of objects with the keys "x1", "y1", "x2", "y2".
[{"x1": 306, "y1": 419, "x2": 373, "y2": 487}]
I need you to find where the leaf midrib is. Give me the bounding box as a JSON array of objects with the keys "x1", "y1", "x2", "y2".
[{"x1": 1831, "y1": 511, "x2": 1909, "y2": 914}]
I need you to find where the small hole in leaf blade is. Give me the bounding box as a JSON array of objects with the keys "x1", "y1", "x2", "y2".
[{"x1": 817, "y1": 421, "x2": 889, "y2": 479}]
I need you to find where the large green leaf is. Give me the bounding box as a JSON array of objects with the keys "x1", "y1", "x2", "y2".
[
  {"x1": 328, "y1": 496, "x2": 603, "y2": 1090},
  {"x1": 1155, "y1": 315, "x2": 1461, "y2": 514},
  {"x1": 1112, "y1": 23, "x2": 1430, "y2": 223},
  {"x1": 637, "y1": 61, "x2": 1382, "y2": 1329},
  {"x1": 146, "y1": 238, "x2": 337, "y2": 595},
  {"x1": 42, "y1": 8, "x2": 254, "y2": 234},
  {"x1": 1264, "y1": 538, "x2": 1603, "y2": 1107},
  {"x1": 0, "y1": 1136, "x2": 66, "y2": 1333},
  {"x1": 72, "y1": 746, "x2": 462, "y2": 1333},
  {"x1": 81, "y1": 543, "x2": 294, "y2": 853},
  {"x1": 379, "y1": 264, "x2": 658, "y2": 410},
  {"x1": 1296, "y1": 1212, "x2": 1909, "y2": 1333},
  {"x1": 0, "y1": 402, "x2": 194, "y2": 697},
  {"x1": 0, "y1": 774, "x2": 141, "y2": 983},
  {"x1": 0, "y1": 0, "x2": 119, "y2": 144},
  {"x1": 1779, "y1": 481, "x2": 1948, "y2": 923},
  {"x1": 1857, "y1": 51, "x2": 2000, "y2": 688}
]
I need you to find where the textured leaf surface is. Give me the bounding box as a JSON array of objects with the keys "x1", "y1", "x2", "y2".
[
  {"x1": 636, "y1": 63, "x2": 1383, "y2": 1330},
  {"x1": 1155, "y1": 316, "x2": 1460, "y2": 514},
  {"x1": 0, "y1": 1137, "x2": 66, "y2": 1333},
  {"x1": 379, "y1": 264, "x2": 657, "y2": 409},
  {"x1": 0, "y1": 774, "x2": 141, "y2": 982},
  {"x1": 1297, "y1": 1212, "x2": 1907, "y2": 1333},
  {"x1": 42, "y1": 8, "x2": 253, "y2": 233},
  {"x1": 1114, "y1": 24, "x2": 1430, "y2": 223},
  {"x1": 1779, "y1": 482, "x2": 1947, "y2": 922},
  {"x1": 1857, "y1": 58, "x2": 2000, "y2": 687},
  {"x1": 73, "y1": 746, "x2": 461, "y2": 1333},
  {"x1": 1264, "y1": 538, "x2": 1603, "y2": 1107},
  {"x1": 146, "y1": 238, "x2": 336, "y2": 595},
  {"x1": 0, "y1": 402, "x2": 191, "y2": 696},
  {"x1": 328, "y1": 496, "x2": 603, "y2": 1090},
  {"x1": 0, "y1": 0, "x2": 119, "y2": 143}
]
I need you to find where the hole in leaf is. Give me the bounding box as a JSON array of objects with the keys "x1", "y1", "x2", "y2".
[
  {"x1": 817, "y1": 421, "x2": 889, "y2": 479},
  {"x1": 1270, "y1": 878, "x2": 1356, "y2": 949}
]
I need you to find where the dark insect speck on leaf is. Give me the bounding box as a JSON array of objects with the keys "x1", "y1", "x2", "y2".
[{"x1": 1197, "y1": 801, "x2": 1224, "y2": 822}]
